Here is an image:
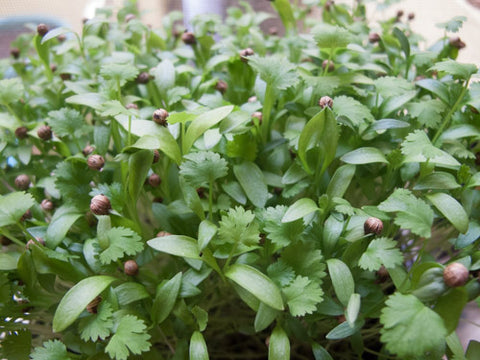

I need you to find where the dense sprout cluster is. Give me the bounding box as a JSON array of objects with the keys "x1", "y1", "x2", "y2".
[{"x1": 0, "y1": 1, "x2": 480, "y2": 359}]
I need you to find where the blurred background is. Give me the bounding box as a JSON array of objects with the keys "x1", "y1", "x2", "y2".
[
  {"x1": 1, "y1": 0, "x2": 480, "y2": 349},
  {"x1": 0, "y1": 0, "x2": 479, "y2": 64}
]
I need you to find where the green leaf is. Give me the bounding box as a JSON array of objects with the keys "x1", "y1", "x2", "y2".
[
  {"x1": 298, "y1": 108, "x2": 338, "y2": 174},
  {"x1": 312, "y1": 343, "x2": 334, "y2": 360},
  {"x1": 248, "y1": 54, "x2": 299, "y2": 91},
  {"x1": 379, "y1": 90, "x2": 418, "y2": 118},
  {"x1": 217, "y1": 206, "x2": 259, "y2": 247},
  {"x1": 437, "y1": 16, "x2": 467, "y2": 32},
  {"x1": 183, "y1": 106, "x2": 233, "y2": 153},
  {"x1": 268, "y1": 326, "x2": 290, "y2": 360},
  {"x1": 31, "y1": 340, "x2": 71, "y2": 360},
  {"x1": 378, "y1": 188, "x2": 434, "y2": 237},
  {"x1": 326, "y1": 165, "x2": 356, "y2": 199},
  {"x1": 225, "y1": 264, "x2": 284, "y2": 311},
  {"x1": 346, "y1": 293, "x2": 361, "y2": 326},
  {"x1": 114, "y1": 282, "x2": 149, "y2": 305},
  {"x1": 270, "y1": 0, "x2": 295, "y2": 31},
  {"x1": 416, "y1": 79, "x2": 450, "y2": 104},
  {"x1": 426, "y1": 192, "x2": 469, "y2": 233},
  {"x1": 0, "y1": 192, "x2": 34, "y2": 227},
  {"x1": 180, "y1": 151, "x2": 228, "y2": 188},
  {"x1": 99, "y1": 100, "x2": 135, "y2": 117},
  {"x1": 380, "y1": 293, "x2": 447, "y2": 358},
  {"x1": 392, "y1": 27, "x2": 410, "y2": 58},
  {"x1": 78, "y1": 301, "x2": 114, "y2": 341},
  {"x1": 407, "y1": 99, "x2": 447, "y2": 128},
  {"x1": 41, "y1": 27, "x2": 73, "y2": 43},
  {"x1": 374, "y1": 76, "x2": 415, "y2": 98},
  {"x1": 46, "y1": 206, "x2": 83, "y2": 248},
  {"x1": 413, "y1": 172, "x2": 460, "y2": 190},
  {"x1": 0, "y1": 78, "x2": 24, "y2": 105},
  {"x1": 281, "y1": 198, "x2": 319, "y2": 223},
  {"x1": 456, "y1": 221, "x2": 480, "y2": 248},
  {"x1": 100, "y1": 63, "x2": 139, "y2": 86},
  {"x1": 281, "y1": 243, "x2": 326, "y2": 282},
  {"x1": 340, "y1": 147, "x2": 388, "y2": 165},
  {"x1": 127, "y1": 149, "x2": 153, "y2": 204},
  {"x1": 105, "y1": 314, "x2": 151, "y2": 360},
  {"x1": 434, "y1": 287, "x2": 467, "y2": 333},
  {"x1": 233, "y1": 162, "x2": 269, "y2": 208},
  {"x1": 358, "y1": 237, "x2": 403, "y2": 271},
  {"x1": 152, "y1": 272, "x2": 182, "y2": 324},
  {"x1": 198, "y1": 220, "x2": 217, "y2": 250},
  {"x1": 326, "y1": 319, "x2": 365, "y2": 340},
  {"x1": 267, "y1": 261, "x2": 296, "y2": 288},
  {"x1": 401, "y1": 130, "x2": 460, "y2": 167},
  {"x1": 255, "y1": 302, "x2": 279, "y2": 332},
  {"x1": 263, "y1": 206, "x2": 304, "y2": 249},
  {"x1": 467, "y1": 340, "x2": 480, "y2": 360},
  {"x1": 53, "y1": 275, "x2": 117, "y2": 332},
  {"x1": 283, "y1": 276, "x2": 323, "y2": 317},
  {"x1": 148, "y1": 235, "x2": 201, "y2": 259},
  {"x1": 0, "y1": 253, "x2": 18, "y2": 270},
  {"x1": 66, "y1": 93, "x2": 108, "y2": 110},
  {"x1": 121, "y1": 125, "x2": 181, "y2": 164},
  {"x1": 332, "y1": 95, "x2": 374, "y2": 128},
  {"x1": 327, "y1": 259, "x2": 354, "y2": 307},
  {"x1": 47, "y1": 107, "x2": 89, "y2": 138},
  {"x1": 189, "y1": 331, "x2": 209, "y2": 360},
  {"x1": 151, "y1": 59, "x2": 175, "y2": 92},
  {"x1": 312, "y1": 23, "x2": 351, "y2": 48},
  {"x1": 365, "y1": 119, "x2": 410, "y2": 132},
  {"x1": 99, "y1": 227, "x2": 143, "y2": 265},
  {"x1": 429, "y1": 60, "x2": 477, "y2": 80}
]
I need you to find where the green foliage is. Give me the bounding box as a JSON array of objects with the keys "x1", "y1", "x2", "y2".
[
  {"x1": 378, "y1": 189, "x2": 434, "y2": 237},
  {"x1": 30, "y1": 340, "x2": 72, "y2": 360},
  {"x1": 98, "y1": 227, "x2": 143, "y2": 264},
  {"x1": 283, "y1": 275, "x2": 323, "y2": 316},
  {"x1": 1, "y1": 1, "x2": 479, "y2": 359},
  {"x1": 358, "y1": 237, "x2": 403, "y2": 271},
  {"x1": 179, "y1": 151, "x2": 228, "y2": 188},
  {"x1": 105, "y1": 314, "x2": 151, "y2": 360},
  {"x1": 217, "y1": 206, "x2": 259, "y2": 247},
  {"x1": 380, "y1": 293, "x2": 447, "y2": 358}
]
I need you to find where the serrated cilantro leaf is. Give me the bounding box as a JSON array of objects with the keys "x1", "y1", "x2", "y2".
[
  {"x1": 179, "y1": 151, "x2": 228, "y2": 188},
  {"x1": 378, "y1": 189, "x2": 433, "y2": 237},
  {"x1": 100, "y1": 63, "x2": 139, "y2": 86},
  {"x1": 283, "y1": 275, "x2": 323, "y2": 317},
  {"x1": 99, "y1": 227, "x2": 143, "y2": 264},
  {"x1": 0, "y1": 78, "x2": 24, "y2": 105},
  {"x1": 374, "y1": 76, "x2": 415, "y2": 98},
  {"x1": 380, "y1": 293, "x2": 447, "y2": 358},
  {"x1": 358, "y1": 237, "x2": 403, "y2": 271},
  {"x1": 90, "y1": 183, "x2": 124, "y2": 212},
  {"x1": 78, "y1": 302, "x2": 114, "y2": 341},
  {"x1": 0, "y1": 192, "x2": 34, "y2": 227},
  {"x1": 312, "y1": 23, "x2": 351, "y2": 49},
  {"x1": 262, "y1": 206, "x2": 304, "y2": 249},
  {"x1": 216, "y1": 206, "x2": 259, "y2": 247},
  {"x1": 429, "y1": 60, "x2": 477, "y2": 81},
  {"x1": 401, "y1": 130, "x2": 444, "y2": 159},
  {"x1": 281, "y1": 243, "x2": 326, "y2": 282},
  {"x1": 54, "y1": 161, "x2": 92, "y2": 209},
  {"x1": 47, "y1": 108, "x2": 89, "y2": 138},
  {"x1": 407, "y1": 99, "x2": 446, "y2": 128},
  {"x1": 443, "y1": 141, "x2": 475, "y2": 159},
  {"x1": 105, "y1": 314, "x2": 151, "y2": 360},
  {"x1": 30, "y1": 340, "x2": 72, "y2": 360},
  {"x1": 267, "y1": 260, "x2": 296, "y2": 287},
  {"x1": 332, "y1": 95, "x2": 374, "y2": 128},
  {"x1": 436, "y1": 16, "x2": 467, "y2": 33},
  {"x1": 248, "y1": 54, "x2": 299, "y2": 91}
]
